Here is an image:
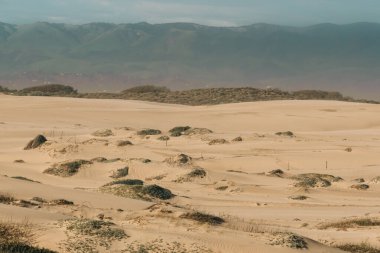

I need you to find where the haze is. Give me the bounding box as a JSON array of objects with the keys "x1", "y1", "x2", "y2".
[{"x1": 1, "y1": 0, "x2": 380, "y2": 26}]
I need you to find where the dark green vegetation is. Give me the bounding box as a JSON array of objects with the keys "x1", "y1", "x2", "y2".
[
  {"x1": 1, "y1": 22, "x2": 380, "y2": 100},
  {"x1": 44, "y1": 159, "x2": 92, "y2": 177},
  {"x1": 180, "y1": 211, "x2": 225, "y2": 225}
]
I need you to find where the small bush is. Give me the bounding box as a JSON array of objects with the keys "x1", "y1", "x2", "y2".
[
  {"x1": 0, "y1": 193, "x2": 14, "y2": 204},
  {"x1": 92, "y1": 129, "x2": 113, "y2": 137},
  {"x1": 276, "y1": 131, "x2": 294, "y2": 137},
  {"x1": 44, "y1": 159, "x2": 92, "y2": 177},
  {"x1": 232, "y1": 136, "x2": 243, "y2": 142},
  {"x1": 351, "y1": 184, "x2": 370, "y2": 190},
  {"x1": 169, "y1": 126, "x2": 191, "y2": 137},
  {"x1": 158, "y1": 135, "x2": 170, "y2": 141},
  {"x1": 208, "y1": 139, "x2": 229, "y2": 145},
  {"x1": 48, "y1": 199, "x2": 74, "y2": 205},
  {"x1": 117, "y1": 140, "x2": 133, "y2": 147},
  {"x1": 24, "y1": 135, "x2": 47, "y2": 150},
  {"x1": 180, "y1": 212, "x2": 225, "y2": 225},
  {"x1": 165, "y1": 154, "x2": 192, "y2": 166},
  {"x1": 141, "y1": 185, "x2": 174, "y2": 200},
  {"x1": 14, "y1": 160, "x2": 25, "y2": 163},
  {"x1": 122, "y1": 85, "x2": 170, "y2": 94},
  {"x1": 110, "y1": 167, "x2": 129, "y2": 179},
  {"x1": 289, "y1": 195, "x2": 308, "y2": 200},
  {"x1": 266, "y1": 169, "x2": 284, "y2": 177},
  {"x1": 137, "y1": 129, "x2": 162, "y2": 136}
]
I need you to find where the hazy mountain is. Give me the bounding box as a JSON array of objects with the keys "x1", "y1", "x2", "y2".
[{"x1": 0, "y1": 22, "x2": 380, "y2": 99}]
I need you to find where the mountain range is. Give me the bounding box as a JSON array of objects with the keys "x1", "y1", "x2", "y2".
[{"x1": 0, "y1": 21, "x2": 380, "y2": 99}]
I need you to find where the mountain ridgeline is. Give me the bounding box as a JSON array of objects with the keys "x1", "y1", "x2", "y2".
[{"x1": 0, "y1": 22, "x2": 380, "y2": 99}]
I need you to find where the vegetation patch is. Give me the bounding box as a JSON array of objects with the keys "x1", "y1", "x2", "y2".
[
  {"x1": 110, "y1": 167, "x2": 129, "y2": 179},
  {"x1": 16, "y1": 84, "x2": 77, "y2": 97},
  {"x1": 208, "y1": 139, "x2": 229, "y2": 145},
  {"x1": 289, "y1": 195, "x2": 308, "y2": 200},
  {"x1": 61, "y1": 218, "x2": 126, "y2": 252},
  {"x1": 24, "y1": 135, "x2": 47, "y2": 150},
  {"x1": 175, "y1": 167, "x2": 207, "y2": 183},
  {"x1": 92, "y1": 129, "x2": 113, "y2": 137},
  {"x1": 165, "y1": 154, "x2": 192, "y2": 166},
  {"x1": 0, "y1": 220, "x2": 56, "y2": 253},
  {"x1": 336, "y1": 242, "x2": 380, "y2": 253},
  {"x1": 265, "y1": 169, "x2": 284, "y2": 177},
  {"x1": 351, "y1": 184, "x2": 369, "y2": 190},
  {"x1": 122, "y1": 239, "x2": 213, "y2": 253},
  {"x1": 180, "y1": 211, "x2": 225, "y2": 225},
  {"x1": 117, "y1": 140, "x2": 133, "y2": 146},
  {"x1": 66, "y1": 219, "x2": 126, "y2": 239},
  {"x1": 101, "y1": 183, "x2": 174, "y2": 201},
  {"x1": 104, "y1": 179, "x2": 144, "y2": 187},
  {"x1": 0, "y1": 193, "x2": 14, "y2": 204},
  {"x1": 269, "y1": 233, "x2": 308, "y2": 249},
  {"x1": 232, "y1": 136, "x2": 243, "y2": 142},
  {"x1": 158, "y1": 135, "x2": 170, "y2": 141},
  {"x1": 137, "y1": 129, "x2": 162, "y2": 136},
  {"x1": 48, "y1": 199, "x2": 74, "y2": 206},
  {"x1": 169, "y1": 126, "x2": 191, "y2": 137},
  {"x1": 275, "y1": 131, "x2": 294, "y2": 137},
  {"x1": 44, "y1": 159, "x2": 92, "y2": 177},
  {"x1": 318, "y1": 218, "x2": 380, "y2": 230},
  {"x1": 292, "y1": 173, "x2": 343, "y2": 188},
  {"x1": 183, "y1": 128, "x2": 213, "y2": 135}
]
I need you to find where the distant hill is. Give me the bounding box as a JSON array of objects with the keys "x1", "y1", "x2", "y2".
[{"x1": 0, "y1": 22, "x2": 380, "y2": 100}]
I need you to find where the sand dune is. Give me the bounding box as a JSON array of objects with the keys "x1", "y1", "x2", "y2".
[{"x1": 1, "y1": 94, "x2": 380, "y2": 252}]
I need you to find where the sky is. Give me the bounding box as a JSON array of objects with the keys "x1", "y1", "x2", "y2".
[{"x1": 0, "y1": 0, "x2": 380, "y2": 27}]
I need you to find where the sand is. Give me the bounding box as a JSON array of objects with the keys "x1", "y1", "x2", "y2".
[{"x1": 1, "y1": 93, "x2": 380, "y2": 252}]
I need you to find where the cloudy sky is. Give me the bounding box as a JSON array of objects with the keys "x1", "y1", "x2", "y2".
[{"x1": 1, "y1": 0, "x2": 379, "y2": 26}]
